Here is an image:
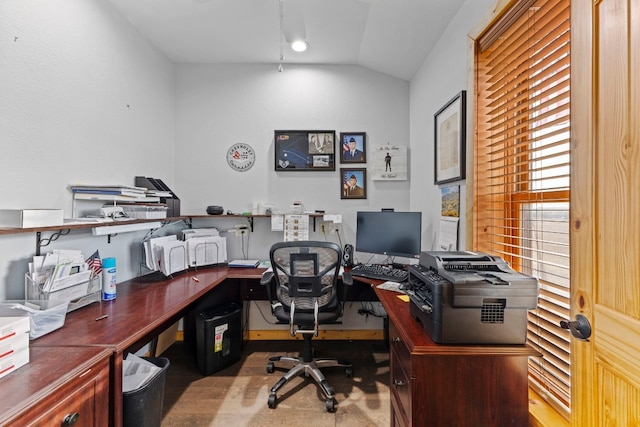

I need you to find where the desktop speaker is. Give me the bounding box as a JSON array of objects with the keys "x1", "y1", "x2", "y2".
[
  {"x1": 206, "y1": 205, "x2": 224, "y2": 215},
  {"x1": 343, "y1": 244, "x2": 354, "y2": 268}
]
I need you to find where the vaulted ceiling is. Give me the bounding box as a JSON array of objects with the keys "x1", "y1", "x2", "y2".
[{"x1": 108, "y1": 0, "x2": 465, "y2": 81}]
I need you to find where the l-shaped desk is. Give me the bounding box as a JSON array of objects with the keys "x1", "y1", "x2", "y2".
[{"x1": 0, "y1": 265, "x2": 539, "y2": 427}]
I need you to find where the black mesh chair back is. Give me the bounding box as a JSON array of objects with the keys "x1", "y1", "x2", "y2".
[
  {"x1": 261, "y1": 240, "x2": 352, "y2": 412},
  {"x1": 269, "y1": 241, "x2": 342, "y2": 330}
]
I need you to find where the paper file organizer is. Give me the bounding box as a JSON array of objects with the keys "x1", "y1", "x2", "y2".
[{"x1": 25, "y1": 273, "x2": 101, "y2": 313}]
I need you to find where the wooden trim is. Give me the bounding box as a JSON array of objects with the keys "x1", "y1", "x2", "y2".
[
  {"x1": 247, "y1": 329, "x2": 383, "y2": 341},
  {"x1": 529, "y1": 388, "x2": 570, "y2": 427},
  {"x1": 175, "y1": 329, "x2": 383, "y2": 341}
]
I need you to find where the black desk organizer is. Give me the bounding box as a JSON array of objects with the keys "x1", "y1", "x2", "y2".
[{"x1": 135, "y1": 176, "x2": 180, "y2": 217}]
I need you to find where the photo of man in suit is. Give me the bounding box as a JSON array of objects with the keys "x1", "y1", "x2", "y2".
[{"x1": 341, "y1": 134, "x2": 366, "y2": 163}]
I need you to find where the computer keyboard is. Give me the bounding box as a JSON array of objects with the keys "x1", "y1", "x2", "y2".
[{"x1": 350, "y1": 264, "x2": 409, "y2": 282}]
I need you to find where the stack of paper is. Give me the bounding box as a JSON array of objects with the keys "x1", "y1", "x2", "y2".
[
  {"x1": 29, "y1": 250, "x2": 92, "y2": 293},
  {"x1": 142, "y1": 235, "x2": 188, "y2": 276},
  {"x1": 144, "y1": 231, "x2": 228, "y2": 275},
  {"x1": 122, "y1": 353, "x2": 162, "y2": 393},
  {"x1": 69, "y1": 184, "x2": 160, "y2": 202},
  {"x1": 187, "y1": 236, "x2": 227, "y2": 267},
  {"x1": 159, "y1": 240, "x2": 188, "y2": 276}
]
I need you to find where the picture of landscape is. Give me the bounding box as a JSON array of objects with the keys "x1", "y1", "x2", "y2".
[{"x1": 441, "y1": 185, "x2": 460, "y2": 217}]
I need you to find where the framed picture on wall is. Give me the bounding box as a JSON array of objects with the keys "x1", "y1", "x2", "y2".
[
  {"x1": 339, "y1": 132, "x2": 366, "y2": 163},
  {"x1": 274, "y1": 130, "x2": 336, "y2": 171},
  {"x1": 340, "y1": 168, "x2": 367, "y2": 199},
  {"x1": 434, "y1": 91, "x2": 466, "y2": 184}
]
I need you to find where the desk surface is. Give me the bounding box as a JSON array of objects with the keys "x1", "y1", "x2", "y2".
[
  {"x1": 0, "y1": 346, "x2": 112, "y2": 425},
  {"x1": 5, "y1": 265, "x2": 540, "y2": 426},
  {"x1": 32, "y1": 266, "x2": 261, "y2": 350},
  {"x1": 373, "y1": 285, "x2": 541, "y2": 356}
]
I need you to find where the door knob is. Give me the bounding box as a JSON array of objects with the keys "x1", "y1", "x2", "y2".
[{"x1": 559, "y1": 314, "x2": 591, "y2": 341}]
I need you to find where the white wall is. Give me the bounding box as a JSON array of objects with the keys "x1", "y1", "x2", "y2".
[
  {"x1": 0, "y1": 0, "x2": 174, "y2": 299},
  {"x1": 173, "y1": 64, "x2": 411, "y2": 264},
  {"x1": 409, "y1": 0, "x2": 495, "y2": 251},
  {"x1": 0, "y1": 0, "x2": 494, "y2": 320}
]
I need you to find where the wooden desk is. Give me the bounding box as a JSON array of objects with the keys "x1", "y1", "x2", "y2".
[
  {"x1": 372, "y1": 284, "x2": 540, "y2": 427},
  {"x1": 4, "y1": 266, "x2": 537, "y2": 426},
  {"x1": 0, "y1": 346, "x2": 111, "y2": 426},
  {"x1": 31, "y1": 266, "x2": 244, "y2": 427}
]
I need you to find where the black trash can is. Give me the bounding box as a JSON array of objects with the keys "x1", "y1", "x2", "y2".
[
  {"x1": 196, "y1": 302, "x2": 242, "y2": 375},
  {"x1": 123, "y1": 356, "x2": 170, "y2": 427}
]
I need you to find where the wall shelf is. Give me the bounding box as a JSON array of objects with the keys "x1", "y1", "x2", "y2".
[{"x1": 0, "y1": 213, "x2": 326, "y2": 255}]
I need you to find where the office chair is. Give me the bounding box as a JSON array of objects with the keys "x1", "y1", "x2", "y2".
[{"x1": 260, "y1": 241, "x2": 353, "y2": 412}]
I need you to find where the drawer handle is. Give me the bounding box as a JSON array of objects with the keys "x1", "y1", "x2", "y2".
[
  {"x1": 393, "y1": 379, "x2": 405, "y2": 388},
  {"x1": 393, "y1": 336, "x2": 401, "y2": 343},
  {"x1": 63, "y1": 413, "x2": 80, "y2": 426}
]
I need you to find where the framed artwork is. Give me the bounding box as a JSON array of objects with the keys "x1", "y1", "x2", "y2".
[
  {"x1": 275, "y1": 130, "x2": 335, "y2": 171},
  {"x1": 340, "y1": 168, "x2": 367, "y2": 199},
  {"x1": 434, "y1": 90, "x2": 466, "y2": 184},
  {"x1": 339, "y1": 132, "x2": 366, "y2": 163},
  {"x1": 371, "y1": 144, "x2": 408, "y2": 181}
]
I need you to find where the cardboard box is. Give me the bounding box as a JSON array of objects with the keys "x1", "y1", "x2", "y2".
[{"x1": 0, "y1": 209, "x2": 64, "y2": 228}]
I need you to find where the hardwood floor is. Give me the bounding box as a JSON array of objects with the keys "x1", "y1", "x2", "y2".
[{"x1": 161, "y1": 340, "x2": 390, "y2": 426}]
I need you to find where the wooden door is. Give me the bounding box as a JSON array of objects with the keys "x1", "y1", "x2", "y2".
[{"x1": 572, "y1": 0, "x2": 640, "y2": 425}]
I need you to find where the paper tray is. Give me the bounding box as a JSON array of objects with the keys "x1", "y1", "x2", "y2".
[{"x1": 25, "y1": 273, "x2": 101, "y2": 313}]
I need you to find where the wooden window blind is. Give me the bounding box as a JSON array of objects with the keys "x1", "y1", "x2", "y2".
[{"x1": 474, "y1": 0, "x2": 571, "y2": 418}]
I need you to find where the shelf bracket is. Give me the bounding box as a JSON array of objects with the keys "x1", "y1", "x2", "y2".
[
  {"x1": 248, "y1": 216, "x2": 254, "y2": 232},
  {"x1": 36, "y1": 229, "x2": 71, "y2": 256}
]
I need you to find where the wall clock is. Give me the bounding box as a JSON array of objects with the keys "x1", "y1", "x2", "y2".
[{"x1": 226, "y1": 143, "x2": 256, "y2": 171}]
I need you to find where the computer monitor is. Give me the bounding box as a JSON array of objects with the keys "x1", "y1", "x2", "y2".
[{"x1": 355, "y1": 211, "x2": 422, "y2": 259}]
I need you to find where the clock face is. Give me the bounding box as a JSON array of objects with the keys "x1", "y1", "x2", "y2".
[{"x1": 226, "y1": 143, "x2": 256, "y2": 171}]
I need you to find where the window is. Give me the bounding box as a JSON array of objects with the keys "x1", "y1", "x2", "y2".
[{"x1": 474, "y1": 0, "x2": 571, "y2": 418}]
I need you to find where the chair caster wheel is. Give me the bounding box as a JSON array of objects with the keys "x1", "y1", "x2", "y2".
[
  {"x1": 345, "y1": 367, "x2": 353, "y2": 378},
  {"x1": 325, "y1": 398, "x2": 336, "y2": 413},
  {"x1": 266, "y1": 362, "x2": 274, "y2": 373},
  {"x1": 268, "y1": 393, "x2": 277, "y2": 409}
]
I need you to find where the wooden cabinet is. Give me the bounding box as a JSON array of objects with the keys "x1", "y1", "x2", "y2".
[
  {"x1": 377, "y1": 286, "x2": 539, "y2": 427},
  {"x1": 0, "y1": 347, "x2": 111, "y2": 426}
]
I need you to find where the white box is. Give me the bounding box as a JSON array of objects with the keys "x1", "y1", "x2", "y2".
[
  {"x1": 0, "y1": 209, "x2": 64, "y2": 228},
  {"x1": 0, "y1": 317, "x2": 30, "y2": 379},
  {"x1": 0, "y1": 347, "x2": 29, "y2": 379},
  {"x1": 0, "y1": 316, "x2": 30, "y2": 342}
]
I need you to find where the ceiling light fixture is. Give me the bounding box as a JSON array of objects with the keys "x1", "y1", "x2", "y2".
[
  {"x1": 291, "y1": 40, "x2": 309, "y2": 52},
  {"x1": 278, "y1": 0, "x2": 285, "y2": 72}
]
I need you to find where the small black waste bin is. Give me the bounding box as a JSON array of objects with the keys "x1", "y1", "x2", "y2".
[
  {"x1": 196, "y1": 302, "x2": 242, "y2": 375},
  {"x1": 123, "y1": 356, "x2": 170, "y2": 427}
]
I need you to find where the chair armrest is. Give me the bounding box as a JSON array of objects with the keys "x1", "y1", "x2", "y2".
[{"x1": 260, "y1": 270, "x2": 274, "y2": 286}]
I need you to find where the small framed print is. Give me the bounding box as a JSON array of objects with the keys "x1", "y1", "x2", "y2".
[
  {"x1": 275, "y1": 130, "x2": 335, "y2": 171},
  {"x1": 340, "y1": 168, "x2": 367, "y2": 199},
  {"x1": 340, "y1": 132, "x2": 366, "y2": 163}
]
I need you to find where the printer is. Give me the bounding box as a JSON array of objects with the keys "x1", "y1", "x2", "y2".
[{"x1": 407, "y1": 251, "x2": 538, "y2": 344}]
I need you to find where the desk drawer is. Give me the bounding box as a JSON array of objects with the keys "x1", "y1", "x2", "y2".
[
  {"x1": 389, "y1": 321, "x2": 410, "y2": 375},
  {"x1": 390, "y1": 344, "x2": 411, "y2": 427}
]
